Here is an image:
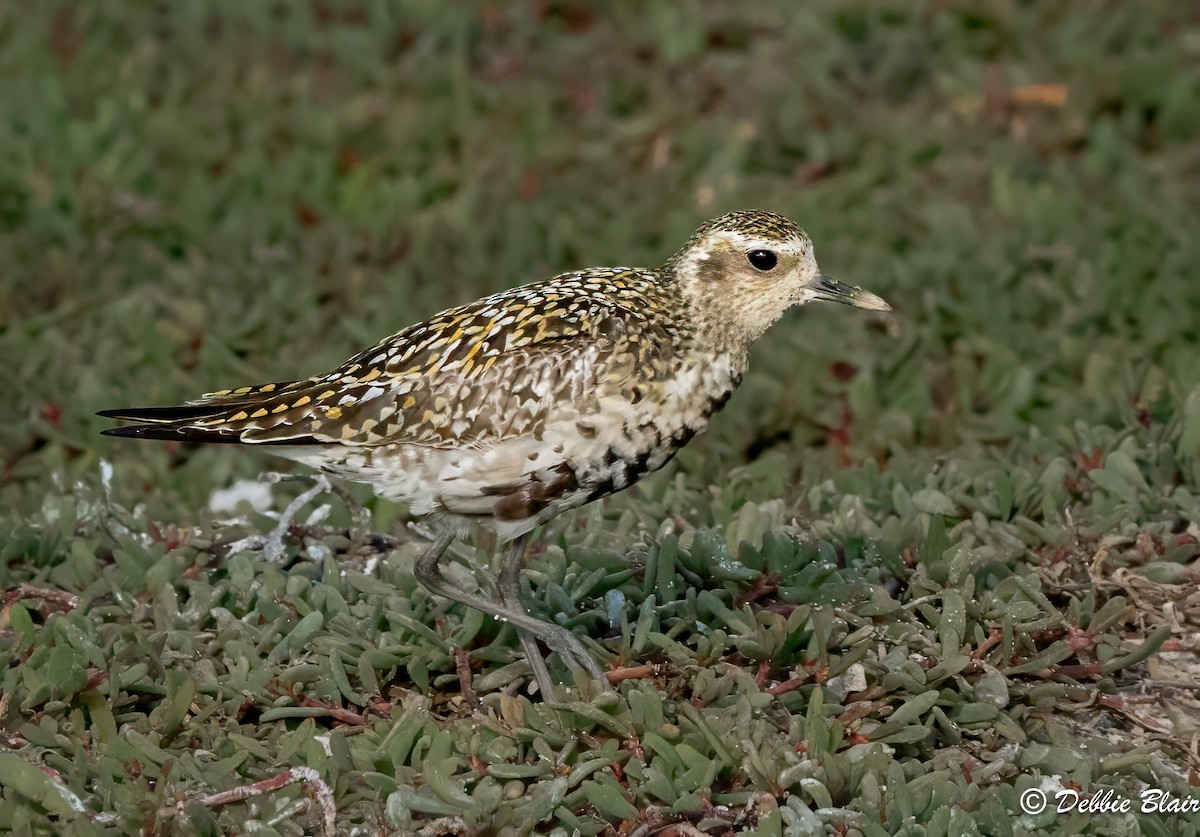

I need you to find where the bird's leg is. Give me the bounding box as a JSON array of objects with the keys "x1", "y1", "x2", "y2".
[
  {"x1": 412, "y1": 529, "x2": 607, "y2": 694},
  {"x1": 497, "y1": 533, "x2": 555, "y2": 697},
  {"x1": 498, "y1": 538, "x2": 608, "y2": 689}
]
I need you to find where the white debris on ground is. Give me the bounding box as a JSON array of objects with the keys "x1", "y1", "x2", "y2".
[
  {"x1": 209, "y1": 480, "x2": 275, "y2": 516},
  {"x1": 825, "y1": 662, "x2": 868, "y2": 703}
]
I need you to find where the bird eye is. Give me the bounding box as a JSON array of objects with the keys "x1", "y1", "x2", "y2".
[{"x1": 747, "y1": 250, "x2": 777, "y2": 271}]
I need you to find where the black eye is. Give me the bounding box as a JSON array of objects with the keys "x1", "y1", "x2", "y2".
[{"x1": 747, "y1": 250, "x2": 777, "y2": 271}]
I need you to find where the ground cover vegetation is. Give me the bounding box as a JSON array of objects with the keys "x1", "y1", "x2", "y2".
[{"x1": 1, "y1": 3, "x2": 1199, "y2": 834}]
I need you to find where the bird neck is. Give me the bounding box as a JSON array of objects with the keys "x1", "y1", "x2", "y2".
[{"x1": 660, "y1": 263, "x2": 771, "y2": 361}]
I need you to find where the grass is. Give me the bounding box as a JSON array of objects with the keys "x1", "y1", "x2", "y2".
[{"x1": 2, "y1": 2, "x2": 1200, "y2": 834}]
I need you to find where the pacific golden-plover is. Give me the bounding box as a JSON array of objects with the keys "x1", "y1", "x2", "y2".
[{"x1": 101, "y1": 210, "x2": 890, "y2": 697}]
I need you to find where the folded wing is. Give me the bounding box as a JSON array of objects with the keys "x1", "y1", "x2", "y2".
[{"x1": 100, "y1": 270, "x2": 677, "y2": 449}]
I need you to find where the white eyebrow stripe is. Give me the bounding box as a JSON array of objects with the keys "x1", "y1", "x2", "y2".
[{"x1": 714, "y1": 230, "x2": 806, "y2": 256}]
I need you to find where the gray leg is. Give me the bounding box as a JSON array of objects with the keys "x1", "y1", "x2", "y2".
[
  {"x1": 412, "y1": 530, "x2": 607, "y2": 693},
  {"x1": 498, "y1": 533, "x2": 556, "y2": 696},
  {"x1": 498, "y1": 535, "x2": 607, "y2": 689}
]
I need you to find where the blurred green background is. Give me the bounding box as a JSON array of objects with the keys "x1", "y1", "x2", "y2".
[
  {"x1": 2, "y1": 3, "x2": 1200, "y2": 834},
  {"x1": 5, "y1": 1, "x2": 1197, "y2": 514}
]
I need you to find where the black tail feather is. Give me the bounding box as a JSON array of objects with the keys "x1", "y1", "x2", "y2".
[
  {"x1": 99, "y1": 417, "x2": 321, "y2": 445},
  {"x1": 100, "y1": 423, "x2": 243, "y2": 444},
  {"x1": 96, "y1": 404, "x2": 229, "y2": 423}
]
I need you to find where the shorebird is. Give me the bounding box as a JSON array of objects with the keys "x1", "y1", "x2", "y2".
[{"x1": 100, "y1": 210, "x2": 890, "y2": 697}]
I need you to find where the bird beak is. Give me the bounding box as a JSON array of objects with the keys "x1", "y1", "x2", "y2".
[{"x1": 808, "y1": 273, "x2": 892, "y2": 312}]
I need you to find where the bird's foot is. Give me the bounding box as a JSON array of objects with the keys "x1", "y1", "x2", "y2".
[{"x1": 539, "y1": 624, "x2": 608, "y2": 690}]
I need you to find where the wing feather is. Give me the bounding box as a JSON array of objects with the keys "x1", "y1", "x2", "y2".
[{"x1": 100, "y1": 269, "x2": 681, "y2": 448}]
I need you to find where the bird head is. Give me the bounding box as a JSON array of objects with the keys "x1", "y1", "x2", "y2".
[{"x1": 665, "y1": 210, "x2": 890, "y2": 352}]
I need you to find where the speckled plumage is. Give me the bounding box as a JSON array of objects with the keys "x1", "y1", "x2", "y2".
[{"x1": 102, "y1": 210, "x2": 889, "y2": 694}]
